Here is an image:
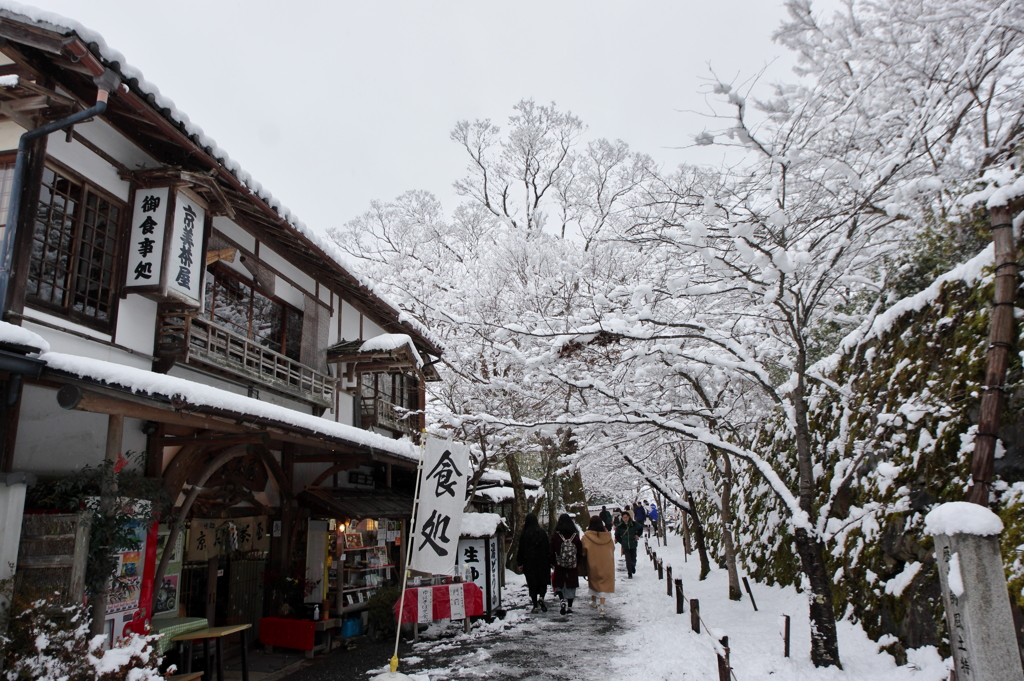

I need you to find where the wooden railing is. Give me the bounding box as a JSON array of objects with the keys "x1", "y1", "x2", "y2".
[
  {"x1": 360, "y1": 397, "x2": 417, "y2": 436},
  {"x1": 157, "y1": 310, "x2": 334, "y2": 408}
]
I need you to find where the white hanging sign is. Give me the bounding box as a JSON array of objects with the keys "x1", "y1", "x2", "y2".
[
  {"x1": 410, "y1": 437, "x2": 470, "y2": 575},
  {"x1": 124, "y1": 187, "x2": 169, "y2": 290},
  {"x1": 416, "y1": 585, "x2": 433, "y2": 624},
  {"x1": 167, "y1": 192, "x2": 205, "y2": 305}
]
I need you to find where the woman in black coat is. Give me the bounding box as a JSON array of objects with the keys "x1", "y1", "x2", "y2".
[
  {"x1": 549, "y1": 513, "x2": 583, "y2": 615},
  {"x1": 516, "y1": 513, "x2": 552, "y2": 612}
]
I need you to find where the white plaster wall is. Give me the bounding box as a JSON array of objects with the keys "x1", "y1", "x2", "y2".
[
  {"x1": 340, "y1": 301, "x2": 360, "y2": 340},
  {"x1": 319, "y1": 286, "x2": 331, "y2": 307},
  {"x1": 363, "y1": 318, "x2": 384, "y2": 339},
  {"x1": 0, "y1": 119, "x2": 23, "y2": 152},
  {"x1": 273, "y1": 275, "x2": 305, "y2": 310},
  {"x1": 335, "y1": 392, "x2": 355, "y2": 428},
  {"x1": 212, "y1": 216, "x2": 256, "y2": 252},
  {"x1": 76, "y1": 118, "x2": 159, "y2": 172},
  {"x1": 13, "y1": 384, "x2": 147, "y2": 474},
  {"x1": 21, "y1": 311, "x2": 151, "y2": 371},
  {"x1": 46, "y1": 134, "x2": 130, "y2": 201},
  {"x1": 259, "y1": 246, "x2": 315, "y2": 295},
  {"x1": 114, "y1": 295, "x2": 159, "y2": 355}
]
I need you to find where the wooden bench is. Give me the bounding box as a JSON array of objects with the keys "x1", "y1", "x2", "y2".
[
  {"x1": 166, "y1": 673, "x2": 203, "y2": 681},
  {"x1": 171, "y1": 624, "x2": 251, "y2": 681}
]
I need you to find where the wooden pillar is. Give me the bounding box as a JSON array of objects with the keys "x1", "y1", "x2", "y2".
[
  {"x1": 968, "y1": 204, "x2": 1016, "y2": 505},
  {"x1": 90, "y1": 413, "x2": 123, "y2": 636},
  {"x1": 5, "y1": 131, "x2": 48, "y2": 317}
]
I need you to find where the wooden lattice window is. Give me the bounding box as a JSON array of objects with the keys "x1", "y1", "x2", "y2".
[
  {"x1": 26, "y1": 164, "x2": 124, "y2": 331},
  {"x1": 202, "y1": 264, "x2": 303, "y2": 361}
]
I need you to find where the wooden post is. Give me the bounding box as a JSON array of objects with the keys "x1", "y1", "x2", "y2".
[
  {"x1": 691, "y1": 599, "x2": 700, "y2": 633},
  {"x1": 675, "y1": 579, "x2": 684, "y2": 613},
  {"x1": 667, "y1": 566, "x2": 673, "y2": 595},
  {"x1": 658, "y1": 559, "x2": 664, "y2": 580},
  {"x1": 717, "y1": 635, "x2": 731, "y2": 681},
  {"x1": 742, "y1": 576, "x2": 758, "y2": 611},
  {"x1": 968, "y1": 203, "x2": 1015, "y2": 505},
  {"x1": 783, "y1": 614, "x2": 790, "y2": 658},
  {"x1": 89, "y1": 413, "x2": 123, "y2": 637}
]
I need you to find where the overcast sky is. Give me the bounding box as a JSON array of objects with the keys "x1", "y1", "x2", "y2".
[{"x1": 38, "y1": 0, "x2": 829, "y2": 237}]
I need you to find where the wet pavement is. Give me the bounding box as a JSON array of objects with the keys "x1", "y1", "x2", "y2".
[{"x1": 280, "y1": 560, "x2": 631, "y2": 681}]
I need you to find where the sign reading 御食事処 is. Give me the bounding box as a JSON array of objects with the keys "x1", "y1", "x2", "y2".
[{"x1": 410, "y1": 437, "x2": 470, "y2": 575}]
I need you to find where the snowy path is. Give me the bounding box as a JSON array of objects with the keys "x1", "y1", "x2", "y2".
[{"x1": 373, "y1": 537, "x2": 952, "y2": 681}]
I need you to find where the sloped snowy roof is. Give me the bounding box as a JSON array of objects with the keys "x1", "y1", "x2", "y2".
[
  {"x1": 475, "y1": 487, "x2": 543, "y2": 503},
  {"x1": 459, "y1": 512, "x2": 505, "y2": 537},
  {"x1": 0, "y1": 2, "x2": 444, "y2": 355},
  {"x1": 41, "y1": 351, "x2": 420, "y2": 463},
  {"x1": 359, "y1": 334, "x2": 424, "y2": 368},
  {"x1": 479, "y1": 468, "x2": 542, "y2": 488},
  {"x1": 0, "y1": 320, "x2": 49, "y2": 354}
]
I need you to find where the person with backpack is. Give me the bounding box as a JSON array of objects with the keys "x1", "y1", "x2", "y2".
[
  {"x1": 615, "y1": 509, "x2": 643, "y2": 578},
  {"x1": 549, "y1": 513, "x2": 583, "y2": 615},
  {"x1": 599, "y1": 506, "x2": 612, "y2": 531},
  {"x1": 581, "y1": 515, "x2": 615, "y2": 614},
  {"x1": 516, "y1": 513, "x2": 552, "y2": 612}
]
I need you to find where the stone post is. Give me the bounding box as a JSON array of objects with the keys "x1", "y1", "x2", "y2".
[{"x1": 926, "y1": 502, "x2": 1024, "y2": 681}]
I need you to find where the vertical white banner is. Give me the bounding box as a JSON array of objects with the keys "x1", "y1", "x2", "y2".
[
  {"x1": 410, "y1": 437, "x2": 470, "y2": 575},
  {"x1": 167, "y1": 191, "x2": 205, "y2": 305},
  {"x1": 449, "y1": 583, "x2": 465, "y2": 620},
  {"x1": 124, "y1": 187, "x2": 168, "y2": 289},
  {"x1": 416, "y1": 586, "x2": 433, "y2": 624}
]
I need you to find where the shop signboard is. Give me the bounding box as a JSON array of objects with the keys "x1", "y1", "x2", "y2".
[
  {"x1": 457, "y1": 536, "x2": 500, "y2": 617},
  {"x1": 410, "y1": 438, "x2": 470, "y2": 575}
]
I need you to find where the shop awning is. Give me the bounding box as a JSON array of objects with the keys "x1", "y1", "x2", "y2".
[{"x1": 300, "y1": 486, "x2": 413, "y2": 519}]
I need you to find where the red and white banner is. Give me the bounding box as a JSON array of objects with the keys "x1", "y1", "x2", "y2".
[{"x1": 394, "y1": 582, "x2": 484, "y2": 624}]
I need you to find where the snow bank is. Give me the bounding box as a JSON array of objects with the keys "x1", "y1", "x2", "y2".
[
  {"x1": 40, "y1": 351, "x2": 420, "y2": 462},
  {"x1": 360, "y1": 333, "x2": 423, "y2": 368},
  {"x1": 0, "y1": 320, "x2": 49, "y2": 354},
  {"x1": 459, "y1": 512, "x2": 504, "y2": 537},
  {"x1": 923, "y1": 501, "x2": 1004, "y2": 537}
]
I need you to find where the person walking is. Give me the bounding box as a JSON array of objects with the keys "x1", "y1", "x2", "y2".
[
  {"x1": 516, "y1": 513, "x2": 552, "y2": 612},
  {"x1": 648, "y1": 502, "x2": 659, "y2": 539},
  {"x1": 599, "y1": 505, "x2": 613, "y2": 531},
  {"x1": 581, "y1": 515, "x2": 615, "y2": 614},
  {"x1": 615, "y1": 509, "x2": 642, "y2": 578},
  {"x1": 632, "y1": 500, "x2": 648, "y2": 532},
  {"x1": 550, "y1": 513, "x2": 583, "y2": 615}
]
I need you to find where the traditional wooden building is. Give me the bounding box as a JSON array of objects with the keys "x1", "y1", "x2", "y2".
[{"x1": 0, "y1": 5, "x2": 441, "y2": 655}]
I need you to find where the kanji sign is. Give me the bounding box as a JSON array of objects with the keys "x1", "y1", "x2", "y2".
[
  {"x1": 124, "y1": 187, "x2": 168, "y2": 290},
  {"x1": 167, "y1": 192, "x2": 205, "y2": 305},
  {"x1": 410, "y1": 437, "x2": 470, "y2": 575}
]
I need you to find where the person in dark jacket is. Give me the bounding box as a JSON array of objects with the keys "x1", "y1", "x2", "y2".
[
  {"x1": 632, "y1": 500, "x2": 647, "y2": 530},
  {"x1": 615, "y1": 509, "x2": 643, "y2": 578},
  {"x1": 516, "y1": 513, "x2": 552, "y2": 612},
  {"x1": 599, "y1": 506, "x2": 613, "y2": 531},
  {"x1": 549, "y1": 513, "x2": 583, "y2": 615}
]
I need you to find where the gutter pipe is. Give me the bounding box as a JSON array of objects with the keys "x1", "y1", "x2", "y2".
[{"x1": 0, "y1": 68, "x2": 121, "y2": 319}]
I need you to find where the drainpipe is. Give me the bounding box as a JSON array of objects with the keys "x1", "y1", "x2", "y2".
[{"x1": 0, "y1": 69, "x2": 121, "y2": 318}]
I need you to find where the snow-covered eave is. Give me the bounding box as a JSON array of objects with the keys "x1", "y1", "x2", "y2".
[
  {"x1": 0, "y1": 4, "x2": 445, "y2": 357},
  {"x1": 40, "y1": 352, "x2": 421, "y2": 466}
]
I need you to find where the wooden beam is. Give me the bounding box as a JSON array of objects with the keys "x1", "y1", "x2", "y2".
[
  {"x1": 205, "y1": 247, "x2": 237, "y2": 266},
  {"x1": 157, "y1": 432, "x2": 268, "y2": 447}
]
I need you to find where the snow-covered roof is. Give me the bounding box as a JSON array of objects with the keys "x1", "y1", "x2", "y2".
[
  {"x1": 475, "y1": 487, "x2": 543, "y2": 503},
  {"x1": 459, "y1": 512, "x2": 505, "y2": 537},
  {"x1": 0, "y1": 320, "x2": 49, "y2": 354},
  {"x1": 0, "y1": 2, "x2": 444, "y2": 355},
  {"x1": 359, "y1": 334, "x2": 424, "y2": 368},
  {"x1": 41, "y1": 351, "x2": 420, "y2": 463},
  {"x1": 479, "y1": 469, "x2": 541, "y2": 488}
]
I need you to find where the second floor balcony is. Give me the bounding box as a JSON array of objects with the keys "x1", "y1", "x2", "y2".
[
  {"x1": 156, "y1": 306, "x2": 335, "y2": 410},
  {"x1": 360, "y1": 396, "x2": 419, "y2": 437}
]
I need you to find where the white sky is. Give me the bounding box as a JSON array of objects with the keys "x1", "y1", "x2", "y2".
[{"x1": 36, "y1": 0, "x2": 833, "y2": 237}]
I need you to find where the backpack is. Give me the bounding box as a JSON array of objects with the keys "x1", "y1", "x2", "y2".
[{"x1": 556, "y1": 533, "x2": 577, "y2": 568}]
